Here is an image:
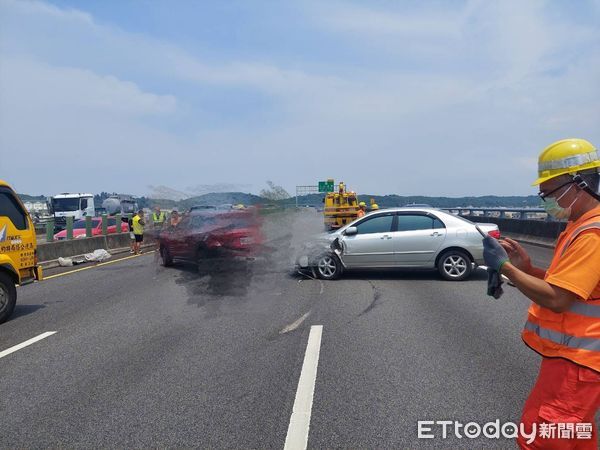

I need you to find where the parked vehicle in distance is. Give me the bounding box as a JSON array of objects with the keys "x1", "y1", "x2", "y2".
[
  {"x1": 0, "y1": 180, "x2": 43, "y2": 323},
  {"x1": 102, "y1": 194, "x2": 138, "y2": 216},
  {"x1": 296, "y1": 207, "x2": 500, "y2": 281},
  {"x1": 189, "y1": 205, "x2": 217, "y2": 212},
  {"x1": 48, "y1": 192, "x2": 95, "y2": 231},
  {"x1": 158, "y1": 208, "x2": 263, "y2": 267},
  {"x1": 53, "y1": 217, "x2": 128, "y2": 240}
]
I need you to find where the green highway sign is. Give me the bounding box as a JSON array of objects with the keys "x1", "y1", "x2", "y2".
[{"x1": 318, "y1": 181, "x2": 334, "y2": 193}]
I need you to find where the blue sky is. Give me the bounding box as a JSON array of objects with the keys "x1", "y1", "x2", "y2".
[{"x1": 1, "y1": 0, "x2": 599, "y2": 198}]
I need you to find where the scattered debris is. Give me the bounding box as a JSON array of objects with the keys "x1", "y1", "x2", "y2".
[
  {"x1": 57, "y1": 257, "x2": 85, "y2": 267},
  {"x1": 57, "y1": 249, "x2": 111, "y2": 266},
  {"x1": 84, "y1": 249, "x2": 111, "y2": 262}
]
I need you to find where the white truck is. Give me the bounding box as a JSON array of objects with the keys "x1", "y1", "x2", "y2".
[{"x1": 48, "y1": 193, "x2": 95, "y2": 231}]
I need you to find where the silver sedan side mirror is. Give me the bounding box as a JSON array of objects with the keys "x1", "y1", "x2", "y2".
[{"x1": 344, "y1": 226, "x2": 358, "y2": 236}]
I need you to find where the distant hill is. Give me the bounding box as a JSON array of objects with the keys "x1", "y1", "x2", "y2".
[
  {"x1": 147, "y1": 185, "x2": 191, "y2": 201},
  {"x1": 18, "y1": 191, "x2": 541, "y2": 209},
  {"x1": 18, "y1": 194, "x2": 46, "y2": 202},
  {"x1": 286, "y1": 194, "x2": 541, "y2": 208}
]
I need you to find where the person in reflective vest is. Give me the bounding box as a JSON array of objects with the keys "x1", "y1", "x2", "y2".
[
  {"x1": 483, "y1": 138, "x2": 600, "y2": 449},
  {"x1": 152, "y1": 207, "x2": 166, "y2": 228},
  {"x1": 132, "y1": 209, "x2": 145, "y2": 255}
]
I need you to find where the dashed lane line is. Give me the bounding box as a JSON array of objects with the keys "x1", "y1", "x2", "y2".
[
  {"x1": 284, "y1": 325, "x2": 323, "y2": 450},
  {"x1": 0, "y1": 332, "x2": 57, "y2": 360}
]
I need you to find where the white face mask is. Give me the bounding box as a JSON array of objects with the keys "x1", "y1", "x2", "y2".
[{"x1": 542, "y1": 184, "x2": 580, "y2": 219}]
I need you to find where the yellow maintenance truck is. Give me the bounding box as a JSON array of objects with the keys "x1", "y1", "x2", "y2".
[
  {"x1": 0, "y1": 180, "x2": 43, "y2": 323},
  {"x1": 323, "y1": 180, "x2": 360, "y2": 230}
]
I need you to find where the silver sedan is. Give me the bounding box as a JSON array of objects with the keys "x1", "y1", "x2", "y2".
[{"x1": 296, "y1": 208, "x2": 499, "y2": 281}]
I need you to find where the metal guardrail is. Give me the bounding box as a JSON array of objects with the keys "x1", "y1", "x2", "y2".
[
  {"x1": 442, "y1": 207, "x2": 554, "y2": 221},
  {"x1": 288, "y1": 204, "x2": 554, "y2": 221},
  {"x1": 39, "y1": 214, "x2": 131, "y2": 242}
]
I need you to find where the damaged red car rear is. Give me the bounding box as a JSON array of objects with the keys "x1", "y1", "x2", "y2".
[{"x1": 158, "y1": 208, "x2": 264, "y2": 268}]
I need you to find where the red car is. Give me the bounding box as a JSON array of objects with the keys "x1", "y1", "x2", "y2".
[
  {"x1": 54, "y1": 217, "x2": 129, "y2": 240},
  {"x1": 158, "y1": 209, "x2": 263, "y2": 267}
]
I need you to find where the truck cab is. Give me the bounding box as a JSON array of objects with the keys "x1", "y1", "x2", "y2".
[
  {"x1": 0, "y1": 180, "x2": 43, "y2": 323},
  {"x1": 49, "y1": 193, "x2": 95, "y2": 230},
  {"x1": 323, "y1": 180, "x2": 360, "y2": 231}
]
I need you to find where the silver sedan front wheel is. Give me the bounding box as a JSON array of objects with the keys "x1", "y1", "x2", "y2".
[{"x1": 316, "y1": 254, "x2": 341, "y2": 280}]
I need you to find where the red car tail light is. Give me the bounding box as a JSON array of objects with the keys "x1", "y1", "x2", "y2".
[{"x1": 488, "y1": 229, "x2": 501, "y2": 239}]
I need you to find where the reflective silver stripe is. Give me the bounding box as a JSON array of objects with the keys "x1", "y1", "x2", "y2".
[
  {"x1": 569, "y1": 301, "x2": 600, "y2": 318},
  {"x1": 539, "y1": 150, "x2": 599, "y2": 171},
  {"x1": 560, "y1": 222, "x2": 600, "y2": 257},
  {"x1": 525, "y1": 321, "x2": 600, "y2": 352}
]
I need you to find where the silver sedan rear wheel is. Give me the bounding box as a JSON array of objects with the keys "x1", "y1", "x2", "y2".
[{"x1": 438, "y1": 250, "x2": 472, "y2": 281}]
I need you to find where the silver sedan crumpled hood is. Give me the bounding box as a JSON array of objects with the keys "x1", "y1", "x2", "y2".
[{"x1": 296, "y1": 232, "x2": 341, "y2": 268}]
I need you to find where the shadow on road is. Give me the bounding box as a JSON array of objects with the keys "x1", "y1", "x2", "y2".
[
  {"x1": 173, "y1": 259, "x2": 255, "y2": 302},
  {"x1": 10, "y1": 304, "x2": 46, "y2": 320},
  {"x1": 340, "y1": 268, "x2": 489, "y2": 282},
  {"x1": 169, "y1": 254, "x2": 286, "y2": 318}
]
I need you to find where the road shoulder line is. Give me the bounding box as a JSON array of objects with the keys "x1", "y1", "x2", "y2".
[{"x1": 43, "y1": 251, "x2": 154, "y2": 280}]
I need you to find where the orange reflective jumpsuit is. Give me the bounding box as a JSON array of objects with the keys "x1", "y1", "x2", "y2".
[{"x1": 518, "y1": 206, "x2": 600, "y2": 449}]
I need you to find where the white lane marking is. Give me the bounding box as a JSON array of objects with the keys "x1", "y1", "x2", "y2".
[
  {"x1": 0, "y1": 331, "x2": 57, "y2": 360},
  {"x1": 284, "y1": 325, "x2": 323, "y2": 450},
  {"x1": 280, "y1": 312, "x2": 311, "y2": 334}
]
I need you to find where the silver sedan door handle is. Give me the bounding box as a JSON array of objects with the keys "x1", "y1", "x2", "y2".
[
  {"x1": 430, "y1": 232, "x2": 442, "y2": 236},
  {"x1": 380, "y1": 235, "x2": 392, "y2": 240}
]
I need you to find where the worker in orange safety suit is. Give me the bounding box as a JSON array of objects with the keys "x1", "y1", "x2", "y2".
[
  {"x1": 483, "y1": 138, "x2": 600, "y2": 449},
  {"x1": 357, "y1": 201, "x2": 367, "y2": 218}
]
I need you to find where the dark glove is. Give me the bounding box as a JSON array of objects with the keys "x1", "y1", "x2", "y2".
[
  {"x1": 482, "y1": 237, "x2": 508, "y2": 299},
  {"x1": 486, "y1": 268, "x2": 504, "y2": 299},
  {"x1": 482, "y1": 236, "x2": 509, "y2": 272}
]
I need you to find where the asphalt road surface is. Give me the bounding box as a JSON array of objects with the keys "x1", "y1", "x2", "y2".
[{"x1": 0, "y1": 210, "x2": 568, "y2": 448}]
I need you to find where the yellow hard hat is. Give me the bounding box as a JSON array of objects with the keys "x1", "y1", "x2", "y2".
[
  {"x1": 533, "y1": 138, "x2": 600, "y2": 186},
  {"x1": 359, "y1": 201, "x2": 366, "y2": 207},
  {"x1": 371, "y1": 204, "x2": 379, "y2": 210}
]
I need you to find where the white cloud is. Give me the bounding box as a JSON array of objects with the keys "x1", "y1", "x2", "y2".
[
  {"x1": 0, "y1": 58, "x2": 177, "y2": 117},
  {"x1": 1, "y1": 0, "x2": 93, "y2": 24},
  {"x1": 0, "y1": 56, "x2": 182, "y2": 194},
  {"x1": 318, "y1": 3, "x2": 463, "y2": 38}
]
